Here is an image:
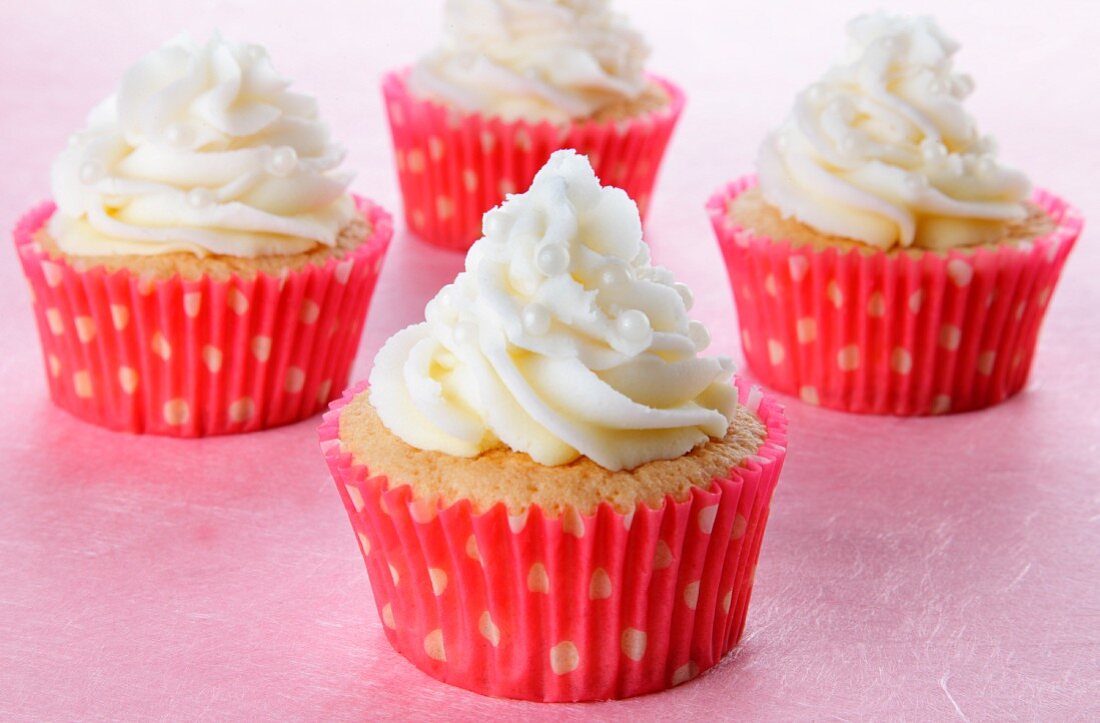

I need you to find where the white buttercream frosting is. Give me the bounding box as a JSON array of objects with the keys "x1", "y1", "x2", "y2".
[
  {"x1": 370, "y1": 150, "x2": 736, "y2": 471},
  {"x1": 49, "y1": 33, "x2": 355, "y2": 258},
  {"x1": 757, "y1": 13, "x2": 1031, "y2": 250},
  {"x1": 409, "y1": 0, "x2": 650, "y2": 124}
]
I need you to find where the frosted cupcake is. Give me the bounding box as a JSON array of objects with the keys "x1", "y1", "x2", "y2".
[
  {"x1": 321, "y1": 150, "x2": 787, "y2": 701},
  {"x1": 15, "y1": 34, "x2": 392, "y2": 436},
  {"x1": 707, "y1": 14, "x2": 1082, "y2": 415},
  {"x1": 383, "y1": 0, "x2": 684, "y2": 250}
]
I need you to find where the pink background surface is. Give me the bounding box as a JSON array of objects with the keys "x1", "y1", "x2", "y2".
[{"x1": 1, "y1": 1, "x2": 1097, "y2": 720}]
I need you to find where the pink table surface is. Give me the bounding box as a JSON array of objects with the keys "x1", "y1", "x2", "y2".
[{"x1": 1, "y1": 1, "x2": 1097, "y2": 720}]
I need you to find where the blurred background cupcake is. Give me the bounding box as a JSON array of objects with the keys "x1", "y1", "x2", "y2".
[
  {"x1": 382, "y1": 0, "x2": 685, "y2": 251},
  {"x1": 14, "y1": 33, "x2": 392, "y2": 436},
  {"x1": 321, "y1": 150, "x2": 787, "y2": 701},
  {"x1": 707, "y1": 13, "x2": 1082, "y2": 416}
]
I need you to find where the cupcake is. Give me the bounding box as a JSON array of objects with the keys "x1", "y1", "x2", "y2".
[
  {"x1": 383, "y1": 0, "x2": 684, "y2": 251},
  {"x1": 321, "y1": 150, "x2": 787, "y2": 701},
  {"x1": 707, "y1": 13, "x2": 1082, "y2": 415},
  {"x1": 15, "y1": 34, "x2": 392, "y2": 436}
]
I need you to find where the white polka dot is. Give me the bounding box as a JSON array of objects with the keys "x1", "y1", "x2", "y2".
[
  {"x1": 837, "y1": 344, "x2": 860, "y2": 371},
  {"x1": 137, "y1": 274, "x2": 157, "y2": 296},
  {"x1": 731, "y1": 513, "x2": 748, "y2": 540},
  {"x1": 389, "y1": 564, "x2": 400, "y2": 586},
  {"x1": 622, "y1": 509, "x2": 634, "y2": 531},
  {"x1": 428, "y1": 568, "x2": 448, "y2": 596},
  {"x1": 462, "y1": 169, "x2": 478, "y2": 192},
  {"x1": 931, "y1": 394, "x2": 952, "y2": 415},
  {"x1": 424, "y1": 629, "x2": 446, "y2": 661},
  {"x1": 939, "y1": 325, "x2": 961, "y2": 351},
  {"x1": 436, "y1": 196, "x2": 454, "y2": 220},
  {"x1": 589, "y1": 568, "x2": 612, "y2": 600},
  {"x1": 163, "y1": 399, "x2": 190, "y2": 426},
  {"x1": 48, "y1": 354, "x2": 61, "y2": 378},
  {"x1": 908, "y1": 290, "x2": 924, "y2": 314},
  {"x1": 671, "y1": 661, "x2": 699, "y2": 686},
  {"x1": 316, "y1": 379, "x2": 333, "y2": 405},
  {"x1": 499, "y1": 178, "x2": 516, "y2": 196},
  {"x1": 481, "y1": 131, "x2": 496, "y2": 152},
  {"x1": 227, "y1": 288, "x2": 249, "y2": 315},
  {"x1": 251, "y1": 336, "x2": 272, "y2": 362},
  {"x1": 284, "y1": 366, "x2": 305, "y2": 393},
  {"x1": 73, "y1": 371, "x2": 93, "y2": 399},
  {"x1": 827, "y1": 280, "x2": 844, "y2": 308},
  {"x1": 722, "y1": 590, "x2": 733, "y2": 614},
  {"x1": 411, "y1": 209, "x2": 426, "y2": 230},
  {"x1": 507, "y1": 510, "x2": 528, "y2": 533},
  {"x1": 118, "y1": 367, "x2": 138, "y2": 394},
  {"x1": 800, "y1": 386, "x2": 820, "y2": 406},
  {"x1": 428, "y1": 136, "x2": 444, "y2": 161},
  {"x1": 151, "y1": 332, "x2": 171, "y2": 360},
  {"x1": 621, "y1": 628, "x2": 647, "y2": 661},
  {"x1": 527, "y1": 563, "x2": 549, "y2": 593},
  {"x1": 381, "y1": 602, "x2": 396, "y2": 629},
  {"x1": 356, "y1": 531, "x2": 371, "y2": 556},
  {"x1": 110, "y1": 305, "x2": 129, "y2": 330},
  {"x1": 683, "y1": 580, "x2": 701, "y2": 609},
  {"x1": 653, "y1": 540, "x2": 673, "y2": 569},
  {"x1": 408, "y1": 499, "x2": 437, "y2": 524},
  {"x1": 41, "y1": 260, "x2": 63, "y2": 287},
  {"x1": 228, "y1": 397, "x2": 255, "y2": 423},
  {"x1": 202, "y1": 345, "x2": 223, "y2": 373},
  {"x1": 890, "y1": 348, "x2": 913, "y2": 374},
  {"x1": 867, "y1": 292, "x2": 885, "y2": 317},
  {"x1": 334, "y1": 259, "x2": 354, "y2": 284},
  {"x1": 74, "y1": 316, "x2": 96, "y2": 343},
  {"x1": 299, "y1": 300, "x2": 320, "y2": 325},
  {"x1": 549, "y1": 641, "x2": 580, "y2": 675},
  {"x1": 741, "y1": 329, "x2": 752, "y2": 353},
  {"x1": 1015, "y1": 302, "x2": 1026, "y2": 321},
  {"x1": 479, "y1": 611, "x2": 501, "y2": 646},
  {"x1": 345, "y1": 485, "x2": 365, "y2": 512},
  {"x1": 788, "y1": 255, "x2": 809, "y2": 282},
  {"x1": 465, "y1": 534, "x2": 480, "y2": 562},
  {"x1": 763, "y1": 274, "x2": 777, "y2": 296},
  {"x1": 562, "y1": 508, "x2": 585, "y2": 538},
  {"x1": 698, "y1": 505, "x2": 718, "y2": 534},
  {"x1": 796, "y1": 318, "x2": 817, "y2": 344},
  {"x1": 407, "y1": 149, "x2": 425, "y2": 173},
  {"x1": 767, "y1": 339, "x2": 785, "y2": 365},
  {"x1": 1037, "y1": 287, "x2": 1052, "y2": 307},
  {"x1": 947, "y1": 259, "x2": 974, "y2": 287},
  {"x1": 46, "y1": 308, "x2": 64, "y2": 335},
  {"x1": 183, "y1": 292, "x2": 202, "y2": 318},
  {"x1": 977, "y1": 351, "x2": 997, "y2": 375}
]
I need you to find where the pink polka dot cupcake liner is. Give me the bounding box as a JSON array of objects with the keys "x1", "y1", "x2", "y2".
[
  {"x1": 382, "y1": 69, "x2": 685, "y2": 252},
  {"x1": 707, "y1": 177, "x2": 1083, "y2": 416},
  {"x1": 14, "y1": 196, "x2": 392, "y2": 436},
  {"x1": 320, "y1": 380, "x2": 787, "y2": 702}
]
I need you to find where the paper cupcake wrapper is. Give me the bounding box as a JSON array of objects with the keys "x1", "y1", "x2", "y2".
[
  {"x1": 320, "y1": 380, "x2": 787, "y2": 702},
  {"x1": 15, "y1": 196, "x2": 392, "y2": 436},
  {"x1": 707, "y1": 177, "x2": 1083, "y2": 415},
  {"x1": 382, "y1": 69, "x2": 685, "y2": 252}
]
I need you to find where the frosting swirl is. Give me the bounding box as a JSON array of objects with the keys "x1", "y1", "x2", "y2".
[
  {"x1": 370, "y1": 150, "x2": 736, "y2": 471},
  {"x1": 49, "y1": 33, "x2": 354, "y2": 258},
  {"x1": 757, "y1": 13, "x2": 1030, "y2": 250},
  {"x1": 409, "y1": 0, "x2": 650, "y2": 124}
]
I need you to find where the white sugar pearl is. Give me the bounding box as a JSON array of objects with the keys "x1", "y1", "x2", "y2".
[
  {"x1": 953, "y1": 74, "x2": 975, "y2": 98},
  {"x1": 186, "y1": 187, "x2": 215, "y2": 209},
  {"x1": 921, "y1": 140, "x2": 948, "y2": 162},
  {"x1": 616, "y1": 310, "x2": 651, "y2": 344},
  {"x1": 929, "y1": 79, "x2": 947, "y2": 95},
  {"x1": 839, "y1": 135, "x2": 859, "y2": 154},
  {"x1": 688, "y1": 321, "x2": 711, "y2": 352},
  {"x1": 79, "y1": 160, "x2": 105, "y2": 185},
  {"x1": 599, "y1": 261, "x2": 631, "y2": 289},
  {"x1": 535, "y1": 244, "x2": 570, "y2": 276},
  {"x1": 805, "y1": 84, "x2": 825, "y2": 104},
  {"x1": 673, "y1": 283, "x2": 694, "y2": 310},
  {"x1": 266, "y1": 146, "x2": 298, "y2": 177},
  {"x1": 483, "y1": 210, "x2": 512, "y2": 239},
  {"x1": 522, "y1": 304, "x2": 551, "y2": 336},
  {"x1": 453, "y1": 321, "x2": 476, "y2": 345},
  {"x1": 904, "y1": 175, "x2": 927, "y2": 195},
  {"x1": 976, "y1": 155, "x2": 996, "y2": 176},
  {"x1": 164, "y1": 123, "x2": 194, "y2": 148}
]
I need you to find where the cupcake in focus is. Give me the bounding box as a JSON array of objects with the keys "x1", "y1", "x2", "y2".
[
  {"x1": 321, "y1": 150, "x2": 787, "y2": 701},
  {"x1": 708, "y1": 13, "x2": 1082, "y2": 415},
  {"x1": 15, "y1": 34, "x2": 392, "y2": 436},
  {"x1": 383, "y1": 0, "x2": 684, "y2": 250}
]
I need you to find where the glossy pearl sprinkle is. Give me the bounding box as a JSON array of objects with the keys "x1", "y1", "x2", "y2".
[
  {"x1": 453, "y1": 321, "x2": 476, "y2": 345},
  {"x1": 616, "y1": 309, "x2": 651, "y2": 344},
  {"x1": 521, "y1": 304, "x2": 551, "y2": 336},
  {"x1": 186, "y1": 187, "x2": 215, "y2": 209},
  {"x1": 599, "y1": 261, "x2": 631, "y2": 289},
  {"x1": 163, "y1": 122, "x2": 195, "y2": 148},
  {"x1": 266, "y1": 146, "x2": 298, "y2": 177},
  {"x1": 78, "y1": 160, "x2": 105, "y2": 185},
  {"x1": 535, "y1": 244, "x2": 570, "y2": 276},
  {"x1": 673, "y1": 282, "x2": 694, "y2": 310},
  {"x1": 688, "y1": 320, "x2": 711, "y2": 351}
]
